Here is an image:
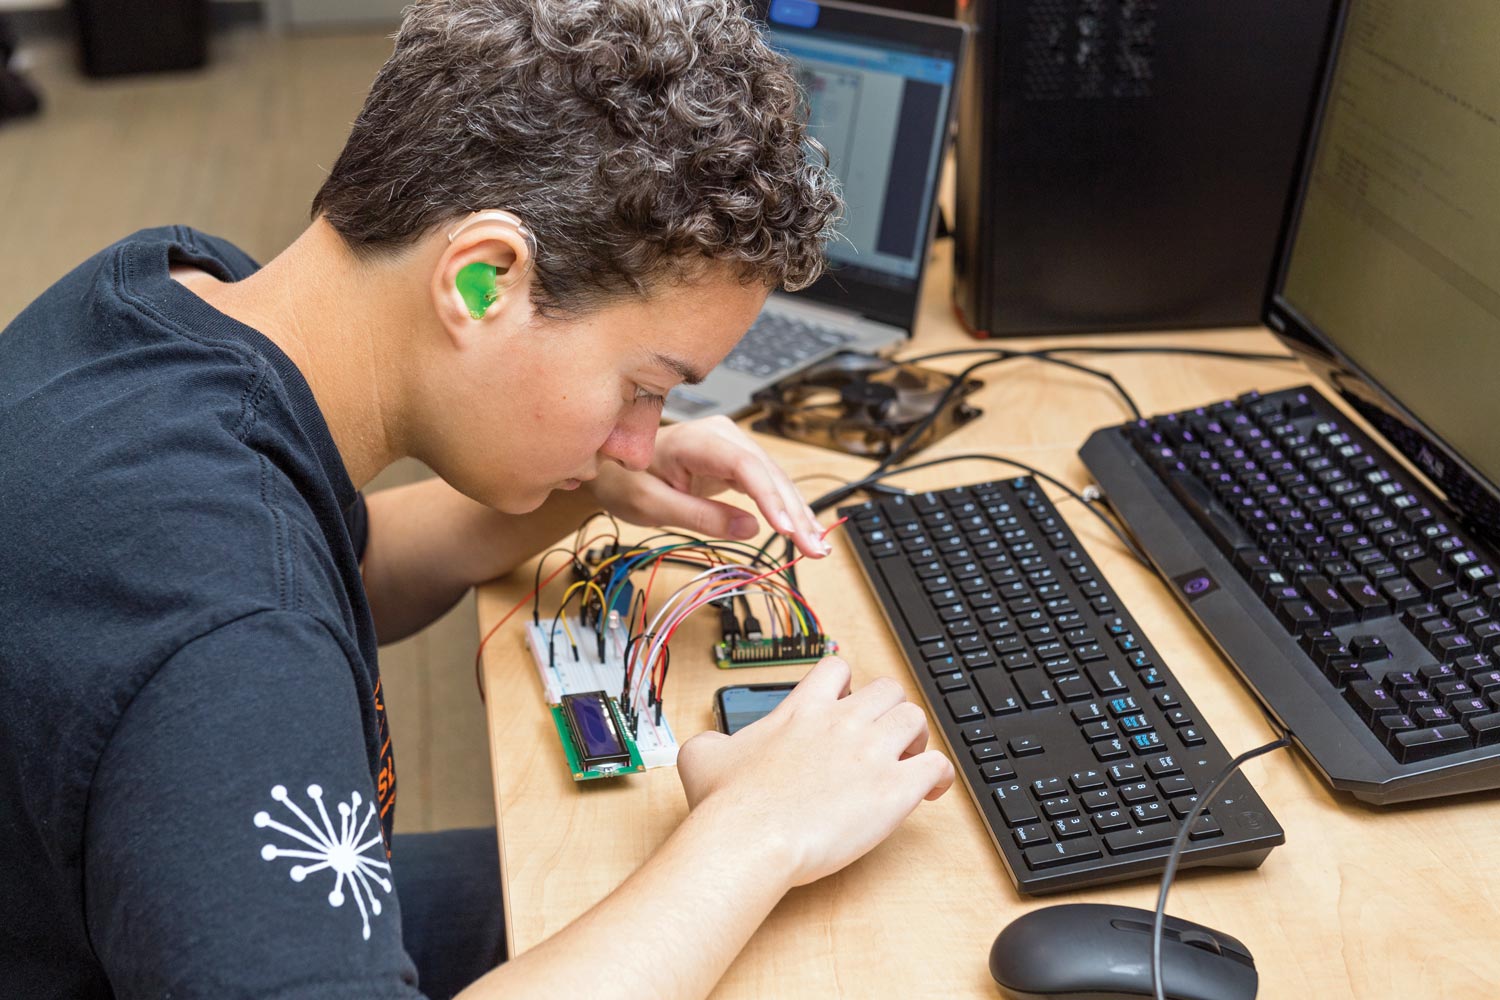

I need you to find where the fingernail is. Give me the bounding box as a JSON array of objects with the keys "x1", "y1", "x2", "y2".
[
  {"x1": 820, "y1": 540, "x2": 833, "y2": 555},
  {"x1": 730, "y1": 514, "x2": 758, "y2": 537},
  {"x1": 773, "y1": 510, "x2": 795, "y2": 534}
]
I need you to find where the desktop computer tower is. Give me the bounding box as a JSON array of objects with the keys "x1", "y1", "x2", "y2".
[
  {"x1": 952, "y1": 0, "x2": 1337, "y2": 336},
  {"x1": 855, "y1": 0, "x2": 956, "y2": 16}
]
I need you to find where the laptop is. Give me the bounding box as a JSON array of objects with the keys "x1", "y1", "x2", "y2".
[{"x1": 663, "y1": 0, "x2": 966, "y2": 423}]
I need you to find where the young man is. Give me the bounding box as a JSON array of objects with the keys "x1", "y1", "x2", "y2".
[{"x1": 0, "y1": 2, "x2": 954, "y2": 997}]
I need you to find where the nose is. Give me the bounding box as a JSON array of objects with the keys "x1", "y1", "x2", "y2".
[{"x1": 599, "y1": 404, "x2": 659, "y2": 472}]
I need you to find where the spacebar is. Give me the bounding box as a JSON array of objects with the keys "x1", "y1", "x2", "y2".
[{"x1": 877, "y1": 561, "x2": 944, "y2": 644}]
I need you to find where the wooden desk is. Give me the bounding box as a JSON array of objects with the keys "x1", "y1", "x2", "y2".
[{"x1": 477, "y1": 246, "x2": 1500, "y2": 998}]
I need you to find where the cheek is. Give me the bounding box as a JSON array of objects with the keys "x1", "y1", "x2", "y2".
[{"x1": 524, "y1": 384, "x2": 622, "y2": 460}]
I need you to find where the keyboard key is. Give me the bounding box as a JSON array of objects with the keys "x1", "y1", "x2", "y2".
[
  {"x1": 1104, "y1": 825, "x2": 1179, "y2": 855},
  {"x1": 975, "y1": 671, "x2": 1022, "y2": 717},
  {"x1": 1052, "y1": 816, "x2": 1092, "y2": 839},
  {"x1": 945, "y1": 692, "x2": 983, "y2": 723},
  {"x1": 992, "y1": 784, "x2": 1037, "y2": 827},
  {"x1": 1041, "y1": 796, "x2": 1079, "y2": 819},
  {"x1": 1024, "y1": 838, "x2": 1103, "y2": 870},
  {"x1": 1466, "y1": 712, "x2": 1500, "y2": 746},
  {"x1": 878, "y1": 562, "x2": 944, "y2": 643},
  {"x1": 1080, "y1": 789, "x2": 1118, "y2": 811},
  {"x1": 1144, "y1": 754, "x2": 1184, "y2": 778},
  {"x1": 1093, "y1": 739, "x2": 1130, "y2": 761},
  {"x1": 1131, "y1": 801, "x2": 1170, "y2": 825},
  {"x1": 1070, "y1": 769, "x2": 1107, "y2": 792},
  {"x1": 1086, "y1": 664, "x2": 1129, "y2": 695},
  {"x1": 1031, "y1": 777, "x2": 1066, "y2": 799},
  {"x1": 1081, "y1": 720, "x2": 1117, "y2": 742},
  {"x1": 1393, "y1": 724, "x2": 1472, "y2": 763},
  {"x1": 1409, "y1": 558, "x2": 1456, "y2": 595},
  {"x1": 1188, "y1": 815, "x2": 1224, "y2": 841},
  {"x1": 959, "y1": 723, "x2": 995, "y2": 745},
  {"x1": 1091, "y1": 808, "x2": 1131, "y2": 833},
  {"x1": 981, "y1": 760, "x2": 1017, "y2": 782},
  {"x1": 1013, "y1": 824, "x2": 1049, "y2": 848},
  {"x1": 1130, "y1": 732, "x2": 1166, "y2": 753},
  {"x1": 1008, "y1": 735, "x2": 1044, "y2": 757}
]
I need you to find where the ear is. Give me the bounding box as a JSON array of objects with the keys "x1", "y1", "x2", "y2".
[{"x1": 430, "y1": 214, "x2": 536, "y2": 349}]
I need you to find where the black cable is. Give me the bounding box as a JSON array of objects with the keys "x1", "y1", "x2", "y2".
[
  {"x1": 899, "y1": 344, "x2": 1298, "y2": 366},
  {"x1": 875, "y1": 342, "x2": 1299, "y2": 478},
  {"x1": 1150, "y1": 735, "x2": 1292, "y2": 1000},
  {"x1": 532, "y1": 547, "x2": 582, "y2": 626},
  {"x1": 875, "y1": 351, "x2": 1136, "y2": 475}
]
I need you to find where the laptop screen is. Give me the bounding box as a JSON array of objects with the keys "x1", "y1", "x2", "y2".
[
  {"x1": 758, "y1": 1, "x2": 963, "y2": 330},
  {"x1": 1274, "y1": 0, "x2": 1500, "y2": 493}
]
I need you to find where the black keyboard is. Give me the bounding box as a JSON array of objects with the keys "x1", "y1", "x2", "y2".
[
  {"x1": 839, "y1": 479, "x2": 1283, "y2": 895},
  {"x1": 721, "y1": 310, "x2": 853, "y2": 379},
  {"x1": 1082, "y1": 384, "x2": 1500, "y2": 805}
]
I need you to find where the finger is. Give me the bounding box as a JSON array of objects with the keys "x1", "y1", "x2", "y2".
[
  {"x1": 875, "y1": 700, "x2": 929, "y2": 758},
  {"x1": 780, "y1": 655, "x2": 851, "y2": 709},
  {"x1": 628, "y1": 474, "x2": 760, "y2": 540},
  {"x1": 766, "y1": 459, "x2": 829, "y2": 558},
  {"x1": 712, "y1": 448, "x2": 806, "y2": 546},
  {"x1": 906, "y1": 749, "x2": 956, "y2": 802},
  {"x1": 843, "y1": 674, "x2": 907, "y2": 721}
]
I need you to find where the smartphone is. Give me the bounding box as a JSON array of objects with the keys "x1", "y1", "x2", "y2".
[{"x1": 713, "y1": 682, "x2": 796, "y2": 735}]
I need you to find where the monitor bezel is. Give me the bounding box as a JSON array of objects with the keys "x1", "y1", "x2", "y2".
[
  {"x1": 751, "y1": 0, "x2": 967, "y2": 332},
  {"x1": 1264, "y1": 0, "x2": 1500, "y2": 548}
]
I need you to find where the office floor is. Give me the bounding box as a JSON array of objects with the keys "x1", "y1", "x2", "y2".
[{"x1": 0, "y1": 26, "x2": 495, "y2": 833}]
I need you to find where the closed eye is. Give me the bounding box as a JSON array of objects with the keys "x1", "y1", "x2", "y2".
[{"x1": 634, "y1": 385, "x2": 667, "y2": 409}]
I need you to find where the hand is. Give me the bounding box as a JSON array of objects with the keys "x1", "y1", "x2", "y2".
[
  {"x1": 675, "y1": 656, "x2": 955, "y2": 888},
  {"x1": 587, "y1": 415, "x2": 829, "y2": 557}
]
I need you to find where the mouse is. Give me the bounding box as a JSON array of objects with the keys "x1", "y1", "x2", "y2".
[{"x1": 988, "y1": 903, "x2": 1258, "y2": 1000}]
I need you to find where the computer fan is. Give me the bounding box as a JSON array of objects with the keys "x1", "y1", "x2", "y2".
[{"x1": 750, "y1": 353, "x2": 982, "y2": 458}]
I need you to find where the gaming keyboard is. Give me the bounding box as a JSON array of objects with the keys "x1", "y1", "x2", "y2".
[
  {"x1": 839, "y1": 479, "x2": 1283, "y2": 895},
  {"x1": 1082, "y1": 384, "x2": 1500, "y2": 805}
]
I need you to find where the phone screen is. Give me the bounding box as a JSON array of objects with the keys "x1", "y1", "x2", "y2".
[{"x1": 717, "y1": 684, "x2": 795, "y2": 735}]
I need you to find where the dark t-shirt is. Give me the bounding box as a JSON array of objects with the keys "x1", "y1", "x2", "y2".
[{"x1": 0, "y1": 228, "x2": 422, "y2": 997}]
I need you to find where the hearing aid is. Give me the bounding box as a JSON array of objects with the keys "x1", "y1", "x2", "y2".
[{"x1": 446, "y1": 209, "x2": 538, "y2": 319}]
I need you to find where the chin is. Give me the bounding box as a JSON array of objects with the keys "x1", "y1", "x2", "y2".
[{"x1": 473, "y1": 485, "x2": 549, "y2": 515}]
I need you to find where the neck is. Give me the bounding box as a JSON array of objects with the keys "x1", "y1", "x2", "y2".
[{"x1": 179, "y1": 219, "x2": 422, "y2": 488}]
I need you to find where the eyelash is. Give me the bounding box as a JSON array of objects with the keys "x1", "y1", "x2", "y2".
[{"x1": 634, "y1": 385, "x2": 667, "y2": 409}]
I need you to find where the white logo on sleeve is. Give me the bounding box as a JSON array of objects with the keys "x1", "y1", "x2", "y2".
[{"x1": 254, "y1": 783, "x2": 393, "y2": 940}]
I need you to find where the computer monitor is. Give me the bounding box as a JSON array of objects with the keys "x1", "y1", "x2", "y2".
[
  {"x1": 755, "y1": 0, "x2": 961, "y2": 331},
  {"x1": 1267, "y1": 0, "x2": 1500, "y2": 547}
]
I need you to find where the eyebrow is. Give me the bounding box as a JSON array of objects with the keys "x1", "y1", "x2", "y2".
[{"x1": 651, "y1": 351, "x2": 707, "y2": 386}]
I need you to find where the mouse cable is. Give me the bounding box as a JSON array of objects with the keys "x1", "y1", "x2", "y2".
[{"x1": 1150, "y1": 733, "x2": 1293, "y2": 1000}]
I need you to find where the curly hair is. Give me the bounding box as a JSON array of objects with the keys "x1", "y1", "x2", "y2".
[{"x1": 310, "y1": 0, "x2": 842, "y2": 314}]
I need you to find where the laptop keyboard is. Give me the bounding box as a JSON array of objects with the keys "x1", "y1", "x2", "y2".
[{"x1": 722, "y1": 310, "x2": 854, "y2": 379}]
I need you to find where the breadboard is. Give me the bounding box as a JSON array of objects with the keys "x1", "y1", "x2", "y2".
[{"x1": 525, "y1": 617, "x2": 679, "y2": 769}]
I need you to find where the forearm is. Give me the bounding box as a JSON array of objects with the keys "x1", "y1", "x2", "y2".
[
  {"x1": 361, "y1": 477, "x2": 600, "y2": 643},
  {"x1": 459, "y1": 799, "x2": 792, "y2": 1000}
]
